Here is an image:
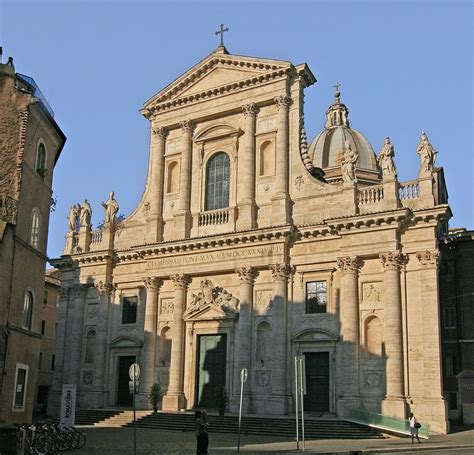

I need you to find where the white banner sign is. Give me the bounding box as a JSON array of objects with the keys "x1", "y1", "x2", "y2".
[{"x1": 60, "y1": 384, "x2": 77, "y2": 429}]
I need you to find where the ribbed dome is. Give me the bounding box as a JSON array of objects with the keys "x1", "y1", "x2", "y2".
[{"x1": 307, "y1": 88, "x2": 381, "y2": 184}]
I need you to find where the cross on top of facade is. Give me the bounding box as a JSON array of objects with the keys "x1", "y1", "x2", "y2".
[
  {"x1": 334, "y1": 81, "x2": 341, "y2": 93},
  {"x1": 215, "y1": 24, "x2": 229, "y2": 46}
]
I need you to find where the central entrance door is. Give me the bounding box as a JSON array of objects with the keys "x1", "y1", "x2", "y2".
[
  {"x1": 195, "y1": 334, "x2": 227, "y2": 408},
  {"x1": 304, "y1": 352, "x2": 330, "y2": 413},
  {"x1": 117, "y1": 355, "x2": 135, "y2": 406}
]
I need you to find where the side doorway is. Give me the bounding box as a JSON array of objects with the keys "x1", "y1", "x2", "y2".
[
  {"x1": 304, "y1": 352, "x2": 330, "y2": 413},
  {"x1": 117, "y1": 355, "x2": 135, "y2": 406}
]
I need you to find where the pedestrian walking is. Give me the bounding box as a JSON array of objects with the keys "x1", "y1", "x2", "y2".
[
  {"x1": 195, "y1": 410, "x2": 209, "y2": 454},
  {"x1": 408, "y1": 412, "x2": 421, "y2": 444}
]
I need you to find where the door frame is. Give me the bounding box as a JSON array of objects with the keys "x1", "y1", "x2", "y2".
[{"x1": 116, "y1": 355, "x2": 136, "y2": 406}]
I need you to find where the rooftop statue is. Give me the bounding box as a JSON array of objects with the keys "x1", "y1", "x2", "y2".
[
  {"x1": 417, "y1": 131, "x2": 437, "y2": 174},
  {"x1": 341, "y1": 140, "x2": 358, "y2": 184},
  {"x1": 80, "y1": 199, "x2": 92, "y2": 228},
  {"x1": 102, "y1": 191, "x2": 119, "y2": 226},
  {"x1": 377, "y1": 136, "x2": 397, "y2": 179},
  {"x1": 67, "y1": 203, "x2": 81, "y2": 232}
]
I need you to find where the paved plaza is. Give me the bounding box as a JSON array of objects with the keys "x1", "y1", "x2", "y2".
[{"x1": 73, "y1": 426, "x2": 474, "y2": 454}]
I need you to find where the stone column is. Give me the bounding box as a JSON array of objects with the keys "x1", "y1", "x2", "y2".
[
  {"x1": 138, "y1": 277, "x2": 162, "y2": 407},
  {"x1": 92, "y1": 280, "x2": 115, "y2": 408},
  {"x1": 269, "y1": 263, "x2": 292, "y2": 413},
  {"x1": 173, "y1": 120, "x2": 194, "y2": 239},
  {"x1": 337, "y1": 256, "x2": 361, "y2": 414},
  {"x1": 147, "y1": 126, "x2": 167, "y2": 242},
  {"x1": 380, "y1": 252, "x2": 406, "y2": 418},
  {"x1": 271, "y1": 96, "x2": 291, "y2": 226},
  {"x1": 237, "y1": 104, "x2": 258, "y2": 230},
  {"x1": 414, "y1": 250, "x2": 448, "y2": 433},
  {"x1": 234, "y1": 267, "x2": 257, "y2": 411},
  {"x1": 162, "y1": 274, "x2": 190, "y2": 411}
]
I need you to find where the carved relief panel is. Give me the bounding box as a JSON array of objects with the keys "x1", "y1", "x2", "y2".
[
  {"x1": 361, "y1": 282, "x2": 384, "y2": 309},
  {"x1": 254, "y1": 290, "x2": 273, "y2": 315}
]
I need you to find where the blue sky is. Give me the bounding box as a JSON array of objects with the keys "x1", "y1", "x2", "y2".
[{"x1": 1, "y1": 0, "x2": 472, "y2": 259}]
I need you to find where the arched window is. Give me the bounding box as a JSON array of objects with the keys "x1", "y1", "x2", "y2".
[
  {"x1": 84, "y1": 330, "x2": 96, "y2": 364},
  {"x1": 365, "y1": 316, "x2": 383, "y2": 356},
  {"x1": 205, "y1": 152, "x2": 230, "y2": 211},
  {"x1": 30, "y1": 209, "x2": 40, "y2": 248},
  {"x1": 259, "y1": 141, "x2": 274, "y2": 176},
  {"x1": 256, "y1": 321, "x2": 272, "y2": 364},
  {"x1": 167, "y1": 161, "x2": 179, "y2": 194},
  {"x1": 22, "y1": 291, "x2": 34, "y2": 330},
  {"x1": 36, "y1": 142, "x2": 47, "y2": 176}
]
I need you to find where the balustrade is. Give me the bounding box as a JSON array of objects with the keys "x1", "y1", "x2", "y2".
[
  {"x1": 90, "y1": 230, "x2": 103, "y2": 244},
  {"x1": 358, "y1": 186, "x2": 384, "y2": 205},
  {"x1": 399, "y1": 182, "x2": 420, "y2": 200},
  {"x1": 198, "y1": 208, "x2": 230, "y2": 226}
]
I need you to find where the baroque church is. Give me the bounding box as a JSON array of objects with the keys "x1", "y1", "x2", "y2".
[{"x1": 50, "y1": 42, "x2": 452, "y2": 433}]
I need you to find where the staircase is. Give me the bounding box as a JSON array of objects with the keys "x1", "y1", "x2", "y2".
[{"x1": 74, "y1": 409, "x2": 150, "y2": 427}]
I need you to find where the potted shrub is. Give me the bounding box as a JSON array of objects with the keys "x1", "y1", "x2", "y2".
[
  {"x1": 214, "y1": 385, "x2": 228, "y2": 416},
  {"x1": 149, "y1": 383, "x2": 163, "y2": 413}
]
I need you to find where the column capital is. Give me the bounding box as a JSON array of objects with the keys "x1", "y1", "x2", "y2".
[
  {"x1": 179, "y1": 119, "x2": 195, "y2": 133},
  {"x1": 170, "y1": 274, "x2": 191, "y2": 289},
  {"x1": 93, "y1": 280, "x2": 116, "y2": 296},
  {"x1": 274, "y1": 95, "x2": 292, "y2": 110},
  {"x1": 152, "y1": 126, "x2": 168, "y2": 139},
  {"x1": 416, "y1": 250, "x2": 440, "y2": 268},
  {"x1": 379, "y1": 251, "x2": 406, "y2": 271},
  {"x1": 236, "y1": 267, "x2": 258, "y2": 284},
  {"x1": 242, "y1": 103, "x2": 259, "y2": 118},
  {"x1": 270, "y1": 263, "x2": 293, "y2": 281},
  {"x1": 337, "y1": 256, "x2": 361, "y2": 275},
  {"x1": 142, "y1": 276, "x2": 163, "y2": 291}
]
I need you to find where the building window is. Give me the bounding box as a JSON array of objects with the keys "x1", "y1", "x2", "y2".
[
  {"x1": 445, "y1": 354, "x2": 458, "y2": 377},
  {"x1": 305, "y1": 281, "x2": 328, "y2": 314},
  {"x1": 30, "y1": 209, "x2": 41, "y2": 248},
  {"x1": 444, "y1": 307, "x2": 456, "y2": 329},
  {"x1": 43, "y1": 289, "x2": 48, "y2": 306},
  {"x1": 122, "y1": 296, "x2": 138, "y2": 324},
  {"x1": 22, "y1": 291, "x2": 34, "y2": 330},
  {"x1": 35, "y1": 142, "x2": 47, "y2": 177},
  {"x1": 41, "y1": 320, "x2": 46, "y2": 336},
  {"x1": 84, "y1": 330, "x2": 96, "y2": 364},
  {"x1": 13, "y1": 364, "x2": 29, "y2": 410},
  {"x1": 448, "y1": 391, "x2": 458, "y2": 410},
  {"x1": 166, "y1": 161, "x2": 179, "y2": 194},
  {"x1": 39, "y1": 352, "x2": 43, "y2": 370},
  {"x1": 54, "y1": 322, "x2": 58, "y2": 338},
  {"x1": 205, "y1": 152, "x2": 230, "y2": 211},
  {"x1": 51, "y1": 354, "x2": 55, "y2": 371}
]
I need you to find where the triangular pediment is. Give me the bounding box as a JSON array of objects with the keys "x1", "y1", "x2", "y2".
[
  {"x1": 142, "y1": 49, "x2": 294, "y2": 112},
  {"x1": 184, "y1": 302, "x2": 236, "y2": 322}
]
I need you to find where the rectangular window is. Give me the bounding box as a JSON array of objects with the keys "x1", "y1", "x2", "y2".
[
  {"x1": 39, "y1": 352, "x2": 43, "y2": 370},
  {"x1": 444, "y1": 307, "x2": 456, "y2": 329},
  {"x1": 13, "y1": 364, "x2": 29, "y2": 410},
  {"x1": 306, "y1": 281, "x2": 328, "y2": 314},
  {"x1": 448, "y1": 391, "x2": 458, "y2": 410},
  {"x1": 43, "y1": 289, "x2": 48, "y2": 306},
  {"x1": 55, "y1": 322, "x2": 58, "y2": 338},
  {"x1": 51, "y1": 354, "x2": 55, "y2": 371},
  {"x1": 445, "y1": 354, "x2": 458, "y2": 377},
  {"x1": 41, "y1": 320, "x2": 46, "y2": 336},
  {"x1": 122, "y1": 296, "x2": 138, "y2": 324}
]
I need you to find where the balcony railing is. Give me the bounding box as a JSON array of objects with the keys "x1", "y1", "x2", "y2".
[
  {"x1": 399, "y1": 181, "x2": 420, "y2": 200},
  {"x1": 358, "y1": 185, "x2": 384, "y2": 205},
  {"x1": 198, "y1": 208, "x2": 230, "y2": 226},
  {"x1": 17, "y1": 73, "x2": 55, "y2": 118}
]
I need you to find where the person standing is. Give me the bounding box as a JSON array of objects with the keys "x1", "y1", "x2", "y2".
[
  {"x1": 409, "y1": 412, "x2": 421, "y2": 444},
  {"x1": 195, "y1": 410, "x2": 209, "y2": 455}
]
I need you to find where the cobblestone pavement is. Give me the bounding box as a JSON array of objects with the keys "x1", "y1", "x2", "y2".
[{"x1": 74, "y1": 426, "x2": 474, "y2": 454}]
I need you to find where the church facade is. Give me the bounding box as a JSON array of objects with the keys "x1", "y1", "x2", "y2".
[{"x1": 51, "y1": 45, "x2": 451, "y2": 433}]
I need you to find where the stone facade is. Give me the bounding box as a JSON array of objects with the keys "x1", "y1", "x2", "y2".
[
  {"x1": 0, "y1": 59, "x2": 66, "y2": 424},
  {"x1": 51, "y1": 45, "x2": 455, "y2": 433}
]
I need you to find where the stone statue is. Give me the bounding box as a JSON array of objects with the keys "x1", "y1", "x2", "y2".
[
  {"x1": 377, "y1": 136, "x2": 397, "y2": 179},
  {"x1": 80, "y1": 199, "x2": 92, "y2": 228},
  {"x1": 341, "y1": 140, "x2": 358, "y2": 184},
  {"x1": 67, "y1": 203, "x2": 81, "y2": 232},
  {"x1": 416, "y1": 131, "x2": 437, "y2": 174},
  {"x1": 102, "y1": 192, "x2": 119, "y2": 225},
  {"x1": 215, "y1": 289, "x2": 239, "y2": 313}
]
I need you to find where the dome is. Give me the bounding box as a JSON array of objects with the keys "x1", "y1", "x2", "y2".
[{"x1": 307, "y1": 88, "x2": 381, "y2": 184}]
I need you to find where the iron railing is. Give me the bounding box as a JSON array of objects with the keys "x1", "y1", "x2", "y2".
[{"x1": 17, "y1": 73, "x2": 55, "y2": 117}]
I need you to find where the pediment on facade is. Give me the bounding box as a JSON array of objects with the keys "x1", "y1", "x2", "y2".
[
  {"x1": 110, "y1": 336, "x2": 143, "y2": 348},
  {"x1": 194, "y1": 123, "x2": 242, "y2": 143},
  {"x1": 142, "y1": 51, "x2": 294, "y2": 114},
  {"x1": 293, "y1": 328, "x2": 339, "y2": 343},
  {"x1": 184, "y1": 302, "x2": 235, "y2": 322}
]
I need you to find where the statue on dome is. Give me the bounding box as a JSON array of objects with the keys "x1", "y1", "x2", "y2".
[
  {"x1": 67, "y1": 203, "x2": 81, "y2": 232},
  {"x1": 80, "y1": 199, "x2": 92, "y2": 228},
  {"x1": 377, "y1": 137, "x2": 397, "y2": 179},
  {"x1": 102, "y1": 191, "x2": 119, "y2": 226},
  {"x1": 416, "y1": 131, "x2": 437, "y2": 174},
  {"x1": 341, "y1": 140, "x2": 358, "y2": 184}
]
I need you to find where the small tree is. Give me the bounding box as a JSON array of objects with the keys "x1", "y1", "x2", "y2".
[
  {"x1": 149, "y1": 383, "x2": 163, "y2": 413},
  {"x1": 214, "y1": 385, "x2": 228, "y2": 416}
]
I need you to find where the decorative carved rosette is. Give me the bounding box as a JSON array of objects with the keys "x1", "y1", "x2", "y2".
[
  {"x1": 270, "y1": 264, "x2": 293, "y2": 281},
  {"x1": 379, "y1": 252, "x2": 406, "y2": 271},
  {"x1": 274, "y1": 95, "x2": 292, "y2": 110},
  {"x1": 93, "y1": 280, "x2": 116, "y2": 296},
  {"x1": 236, "y1": 267, "x2": 257, "y2": 284},
  {"x1": 152, "y1": 126, "x2": 168, "y2": 139},
  {"x1": 179, "y1": 119, "x2": 195, "y2": 133},
  {"x1": 416, "y1": 250, "x2": 440, "y2": 268},
  {"x1": 241, "y1": 103, "x2": 258, "y2": 118},
  {"x1": 170, "y1": 274, "x2": 191, "y2": 289},
  {"x1": 142, "y1": 276, "x2": 162, "y2": 291},
  {"x1": 337, "y1": 256, "x2": 361, "y2": 275}
]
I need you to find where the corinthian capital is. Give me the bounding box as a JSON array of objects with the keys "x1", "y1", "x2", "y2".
[
  {"x1": 242, "y1": 103, "x2": 258, "y2": 118},
  {"x1": 236, "y1": 267, "x2": 258, "y2": 284},
  {"x1": 416, "y1": 250, "x2": 440, "y2": 268},
  {"x1": 274, "y1": 95, "x2": 292, "y2": 110},
  {"x1": 179, "y1": 119, "x2": 195, "y2": 133},
  {"x1": 270, "y1": 264, "x2": 293, "y2": 281},
  {"x1": 94, "y1": 280, "x2": 116, "y2": 296},
  {"x1": 170, "y1": 274, "x2": 191, "y2": 289},
  {"x1": 379, "y1": 252, "x2": 406, "y2": 271},
  {"x1": 142, "y1": 276, "x2": 162, "y2": 291},
  {"x1": 152, "y1": 126, "x2": 168, "y2": 139},
  {"x1": 337, "y1": 256, "x2": 361, "y2": 274}
]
